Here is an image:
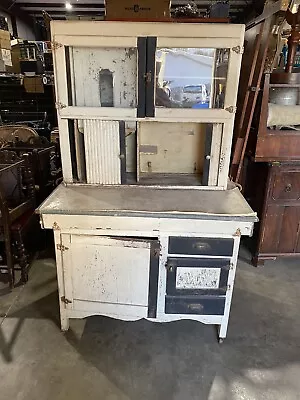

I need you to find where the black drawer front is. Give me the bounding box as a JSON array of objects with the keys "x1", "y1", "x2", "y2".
[
  {"x1": 169, "y1": 237, "x2": 233, "y2": 256},
  {"x1": 166, "y1": 257, "x2": 230, "y2": 296},
  {"x1": 165, "y1": 296, "x2": 225, "y2": 315}
]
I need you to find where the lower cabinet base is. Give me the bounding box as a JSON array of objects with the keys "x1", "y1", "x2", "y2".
[
  {"x1": 59, "y1": 308, "x2": 229, "y2": 342},
  {"x1": 44, "y1": 208, "x2": 256, "y2": 343}
]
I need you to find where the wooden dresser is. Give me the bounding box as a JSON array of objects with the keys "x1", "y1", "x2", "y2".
[{"x1": 244, "y1": 161, "x2": 300, "y2": 266}]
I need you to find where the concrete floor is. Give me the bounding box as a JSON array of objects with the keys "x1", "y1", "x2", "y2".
[{"x1": 1, "y1": 245, "x2": 300, "y2": 400}]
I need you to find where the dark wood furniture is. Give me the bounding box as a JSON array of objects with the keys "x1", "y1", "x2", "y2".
[
  {"x1": 1, "y1": 137, "x2": 57, "y2": 203},
  {"x1": 243, "y1": 71, "x2": 300, "y2": 266},
  {"x1": 0, "y1": 151, "x2": 36, "y2": 287},
  {"x1": 230, "y1": 2, "x2": 288, "y2": 183},
  {"x1": 285, "y1": 8, "x2": 300, "y2": 73},
  {"x1": 250, "y1": 73, "x2": 300, "y2": 162},
  {"x1": 244, "y1": 160, "x2": 300, "y2": 266}
]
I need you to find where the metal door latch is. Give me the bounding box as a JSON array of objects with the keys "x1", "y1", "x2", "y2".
[
  {"x1": 144, "y1": 72, "x2": 152, "y2": 83},
  {"x1": 61, "y1": 296, "x2": 72, "y2": 304}
]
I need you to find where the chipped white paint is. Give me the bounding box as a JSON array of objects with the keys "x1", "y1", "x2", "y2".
[
  {"x1": 71, "y1": 46, "x2": 137, "y2": 108},
  {"x1": 65, "y1": 236, "x2": 151, "y2": 309},
  {"x1": 84, "y1": 119, "x2": 121, "y2": 185},
  {"x1": 176, "y1": 267, "x2": 221, "y2": 290}
]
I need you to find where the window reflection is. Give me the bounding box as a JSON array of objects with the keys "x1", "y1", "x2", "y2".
[{"x1": 155, "y1": 48, "x2": 229, "y2": 109}]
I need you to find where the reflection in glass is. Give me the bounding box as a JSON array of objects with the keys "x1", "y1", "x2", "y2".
[{"x1": 155, "y1": 48, "x2": 229, "y2": 109}]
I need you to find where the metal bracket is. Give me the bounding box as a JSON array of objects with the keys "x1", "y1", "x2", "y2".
[
  {"x1": 55, "y1": 102, "x2": 67, "y2": 110},
  {"x1": 51, "y1": 41, "x2": 63, "y2": 51},
  {"x1": 232, "y1": 45, "x2": 244, "y2": 54},
  {"x1": 249, "y1": 86, "x2": 261, "y2": 92},
  {"x1": 56, "y1": 244, "x2": 69, "y2": 252},
  {"x1": 225, "y1": 106, "x2": 237, "y2": 114},
  {"x1": 61, "y1": 296, "x2": 72, "y2": 304}
]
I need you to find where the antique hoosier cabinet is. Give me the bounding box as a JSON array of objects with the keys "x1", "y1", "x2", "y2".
[{"x1": 38, "y1": 21, "x2": 257, "y2": 342}]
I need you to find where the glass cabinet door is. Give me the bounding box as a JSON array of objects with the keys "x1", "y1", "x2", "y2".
[
  {"x1": 155, "y1": 47, "x2": 230, "y2": 110},
  {"x1": 67, "y1": 46, "x2": 138, "y2": 109}
]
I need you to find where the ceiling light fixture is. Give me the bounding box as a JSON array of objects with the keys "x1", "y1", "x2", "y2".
[{"x1": 65, "y1": 2, "x2": 73, "y2": 10}]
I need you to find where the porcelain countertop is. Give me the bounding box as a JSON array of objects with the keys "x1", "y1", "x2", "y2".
[{"x1": 38, "y1": 184, "x2": 257, "y2": 222}]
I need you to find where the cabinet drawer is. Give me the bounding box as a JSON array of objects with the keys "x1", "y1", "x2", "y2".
[
  {"x1": 166, "y1": 257, "x2": 230, "y2": 296},
  {"x1": 272, "y1": 171, "x2": 300, "y2": 201},
  {"x1": 169, "y1": 237, "x2": 233, "y2": 256},
  {"x1": 165, "y1": 296, "x2": 225, "y2": 315}
]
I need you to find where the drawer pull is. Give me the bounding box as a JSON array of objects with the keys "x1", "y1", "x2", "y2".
[
  {"x1": 166, "y1": 263, "x2": 174, "y2": 272},
  {"x1": 193, "y1": 242, "x2": 210, "y2": 251},
  {"x1": 285, "y1": 184, "x2": 292, "y2": 192}
]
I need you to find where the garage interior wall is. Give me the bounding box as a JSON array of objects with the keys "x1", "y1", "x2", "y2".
[{"x1": 0, "y1": 9, "x2": 36, "y2": 40}]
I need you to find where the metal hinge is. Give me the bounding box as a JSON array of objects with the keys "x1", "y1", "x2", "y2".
[
  {"x1": 61, "y1": 296, "x2": 72, "y2": 304},
  {"x1": 233, "y1": 228, "x2": 242, "y2": 237},
  {"x1": 51, "y1": 41, "x2": 63, "y2": 51},
  {"x1": 55, "y1": 102, "x2": 67, "y2": 110},
  {"x1": 56, "y1": 244, "x2": 69, "y2": 252},
  {"x1": 232, "y1": 45, "x2": 244, "y2": 54},
  {"x1": 152, "y1": 247, "x2": 160, "y2": 258},
  {"x1": 225, "y1": 106, "x2": 237, "y2": 114}
]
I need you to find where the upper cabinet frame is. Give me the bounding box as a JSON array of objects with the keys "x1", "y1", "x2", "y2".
[{"x1": 51, "y1": 21, "x2": 245, "y2": 124}]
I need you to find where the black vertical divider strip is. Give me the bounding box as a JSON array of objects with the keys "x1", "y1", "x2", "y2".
[
  {"x1": 148, "y1": 240, "x2": 160, "y2": 318},
  {"x1": 202, "y1": 124, "x2": 213, "y2": 185},
  {"x1": 145, "y1": 37, "x2": 157, "y2": 117},
  {"x1": 65, "y1": 46, "x2": 73, "y2": 106},
  {"x1": 137, "y1": 37, "x2": 147, "y2": 118},
  {"x1": 68, "y1": 120, "x2": 78, "y2": 181},
  {"x1": 119, "y1": 121, "x2": 127, "y2": 184}
]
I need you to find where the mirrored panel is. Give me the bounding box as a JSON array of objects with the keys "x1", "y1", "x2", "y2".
[
  {"x1": 69, "y1": 47, "x2": 137, "y2": 108},
  {"x1": 155, "y1": 48, "x2": 230, "y2": 109}
]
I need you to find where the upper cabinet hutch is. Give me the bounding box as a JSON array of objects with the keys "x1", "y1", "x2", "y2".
[{"x1": 39, "y1": 21, "x2": 256, "y2": 342}]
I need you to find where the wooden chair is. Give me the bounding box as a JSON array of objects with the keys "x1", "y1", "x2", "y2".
[{"x1": 0, "y1": 150, "x2": 36, "y2": 288}]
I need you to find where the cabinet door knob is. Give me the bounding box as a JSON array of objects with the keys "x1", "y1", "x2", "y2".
[{"x1": 285, "y1": 184, "x2": 292, "y2": 192}]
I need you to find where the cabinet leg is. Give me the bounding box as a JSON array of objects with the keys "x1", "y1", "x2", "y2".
[
  {"x1": 60, "y1": 313, "x2": 69, "y2": 332},
  {"x1": 218, "y1": 319, "x2": 228, "y2": 343},
  {"x1": 252, "y1": 256, "x2": 265, "y2": 268},
  {"x1": 60, "y1": 315, "x2": 70, "y2": 332}
]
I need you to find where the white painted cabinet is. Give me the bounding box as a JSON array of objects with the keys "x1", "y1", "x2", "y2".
[{"x1": 38, "y1": 21, "x2": 257, "y2": 342}]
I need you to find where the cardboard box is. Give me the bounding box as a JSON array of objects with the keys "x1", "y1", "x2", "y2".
[
  {"x1": 23, "y1": 76, "x2": 44, "y2": 94},
  {"x1": 0, "y1": 59, "x2": 5, "y2": 72},
  {"x1": 0, "y1": 29, "x2": 11, "y2": 50},
  {"x1": 105, "y1": 0, "x2": 170, "y2": 19},
  {"x1": 0, "y1": 48, "x2": 12, "y2": 67}
]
